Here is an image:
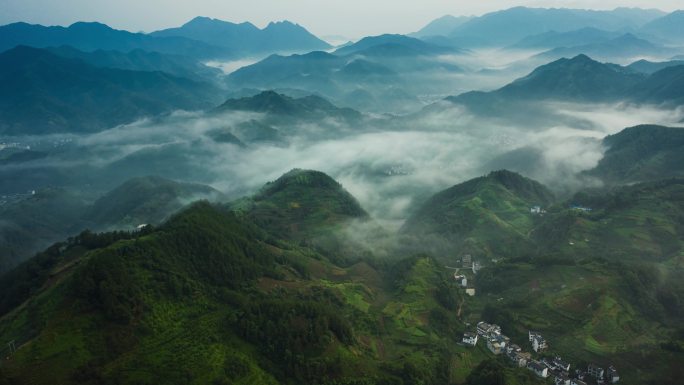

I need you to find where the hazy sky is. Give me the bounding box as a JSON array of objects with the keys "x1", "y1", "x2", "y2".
[{"x1": 1, "y1": 0, "x2": 682, "y2": 38}]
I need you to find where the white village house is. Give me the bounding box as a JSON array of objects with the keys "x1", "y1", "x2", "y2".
[
  {"x1": 462, "y1": 332, "x2": 478, "y2": 346},
  {"x1": 528, "y1": 360, "x2": 549, "y2": 378},
  {"x1": 529, "y1": 330, "x2": 548, "y2": 352}
]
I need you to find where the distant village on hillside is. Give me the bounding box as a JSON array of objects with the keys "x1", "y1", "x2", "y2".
[{"x1": 462, "y1": 321, "x2": 620, "y2": 385}]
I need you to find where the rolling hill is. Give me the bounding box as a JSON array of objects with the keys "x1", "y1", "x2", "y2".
[
  {"x1": 0, "y1": 188, "x2": 90, "y2": 273},
  {"x1": 0, "y1": 191, "x2": 548, "y2": 385},
  {"x1": 1, "y1": 168, "x2": 683, "y2": 384},
  {"x1": 232, "y1": 169, "x2": 368, "y2": 238},
  {"x1": 0, "y1": 46, "x2": 222, "y2": 135},
  {"x1": 588, "y1": 125, "x2": 684, "y2": 184},
  {"x1": 0, "y1": 176, "x2": 221, "y2": 274},
  {"x1": 85, "y1": 176, "x2": 221, "y2": 230},
  {"x1": 45, "y1": 45, "x2": 223, "y2": 82},
  {"x1": 533, "y1": 178, "x2": 684, "y2": 262},
  {"x1": 401, "y1": 170, "x2": 555, "y2": 258}
]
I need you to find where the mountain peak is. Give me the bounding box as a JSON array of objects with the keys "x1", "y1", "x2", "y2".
[
  {"x1": 263, "y1": 169, "x2": 342, "y2": 193},
  {"x1": 265, "y1": 20, "x2": 298, "y2": 28},
  {"x1": 568, "y1": 53, "x2": 595, "y2": 63},
  {"x1": 183, "y1": 16, "x2": 216, "y2": 26},
  {"x1": 68, "y1": 21, "x2": 114, "y2": 31},
  {"x1": 245, "y1": 169, "x2": 368, "y2": 236}
]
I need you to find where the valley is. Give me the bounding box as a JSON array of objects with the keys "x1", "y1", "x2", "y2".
[{"x1": 0, "y1": 3, "x2": 684, "y2": 385}]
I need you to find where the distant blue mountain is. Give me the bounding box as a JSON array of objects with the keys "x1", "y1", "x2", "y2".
[
  {"x1": 508, "y1": 27, "x2": 620, "y2": 49},
  {"x1": 0, "y1": 46, "x2": 222, "y2": 135},
  {"x1": 334, "y1": 34, "x2": 460, "y2": 56},
  {"x1": 494, "y1": 54, "x2": 644, "y2": 101},
  {"x1": 0, "y1": 21, "x2": 229, "y2": 59},
  {"x1": 535, "y1": 33, "x2": 670, "y2": 61},
  {"x1": 226, "y1": 34, "x2": 463, "y2": 112},
  {"x1": 448, "y1": 54, "x2": 684, "y2": 108},
  {"x1": 45, "y1": 45, "x2": 222, "y2": 82},
  {"x1": 640, "y1": 10, "x2": 684, "y2": 43},
  {"x1": 410, "y1": 15, "x2": 474, "y2": 38},
  {"x1": 151, "y1": 17, "x2": 330, "y2": 56},
  {"x1": 632, "y1": 64, "x2": 684, "y2": 106},
  {"x1": 627, "y1": 59, "x2": 684, "y2": 74},
  {"x1": 441, "y1": 7, "x2": 666, "y2": 47}
]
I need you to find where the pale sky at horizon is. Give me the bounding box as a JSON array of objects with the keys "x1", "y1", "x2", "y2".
[{"x1": 1, "y1": 0, "x2": 682, "y2": 39}]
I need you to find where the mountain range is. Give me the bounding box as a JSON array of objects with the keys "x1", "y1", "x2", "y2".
[
  {"x1": 150, "y1": 17, "x2": 331, "y2": 56},
  {"x1": 44, "y1": 45, "x2": 223, "y2": 82},
  {"x1": 3, "y1": 6, "x2": 684, "y2": 385},
  {"x1": 449, "y1": 54, "x2": 684, "y2": 111},
  {"x1": 507, "y1": 27, "x2": 621, "y2": 50},
  {"x1": 0, "y1": 17, "x2": 331, "y2": 60},
  {"x1": 640, "y1": 10, "x2": 684, "y2": 43},
  {"x1": 226, "y1": 34, "x2": 463, "y2": 112},
  {"x1": 534, "y1": 33, "x2": 672, "y2": 62},
  {"x1": 0, "y1": 46, "x2": 222, "y2": 135},
  {"x1": 1, "y1": 162, "x2": 683, "y2": 384},
  {"x1": 411, "y1": 15, "x2": 474, "y2": 38},
  {"x1": 424, "y1": 7, "x2": 667, "y2": 47},
  {"x1": 0, "y1": 21, "x2": 229, "y2": 59}
]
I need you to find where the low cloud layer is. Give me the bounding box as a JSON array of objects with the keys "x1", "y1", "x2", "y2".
[{"x1": 5, "y1": 99, "x2": 681, "y2": 227}]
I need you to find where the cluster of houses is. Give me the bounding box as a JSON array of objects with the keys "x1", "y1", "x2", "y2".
[
  {"x1": 463, "y1": 322, "x2": 619, "y2": 385},
  {"x1": 530, "y1": 206, "x2": 547, "y2": 215}
]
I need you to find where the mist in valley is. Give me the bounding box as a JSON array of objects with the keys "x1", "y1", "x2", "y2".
[{"x1": 3, "y1": 94, "x2": 682, "y2": 226}]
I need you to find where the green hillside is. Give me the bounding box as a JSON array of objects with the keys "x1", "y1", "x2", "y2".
[
  {"x1": 588, "y1": 125, "x2": 684, "y2": 184},
  {"x1": 533, "y1": 178, "x2": 684, "y2": 262},
  {"x1": 401, "y1": 170, "x2": 554, "y2": 258},
  {"x1": 86, "y1": 176, "x2": 221, "y2": 230},
  {"x1": 0, "y1": 201, "x2": 545, "y2": 385},
  {"x1": 2, "y1": 169, "x2": 684, "y2": 384},
  {"x1": 472, "y1": 257, "x2": 684, "y2": 384},
  {"x1": 0, "y1": 188, "x2": 90, "y2": 273},
  {"x1": 232, "y1": 169, "x2": 368, "y2": 238}
]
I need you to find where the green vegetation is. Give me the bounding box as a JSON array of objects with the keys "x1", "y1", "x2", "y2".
[
  {"x1": 401, "y1": 170, "x2": 554, "y2": 257},
  {"x1": 534, "y1": 178, "x2": 684, "y2": 262},
  {"x1": 86, "y1": 175, "x2": 221, "y2": 229},
  {"x1": 588, "y1": 124, "x2": 684, "y2": 184},
  {"x1": 1, "y1": 168, "x2": 684, "y2": 384},
  {"x1": 232, "y1": 169, "x2": 368, "y2": 240},
  {"x1": 0, "y1": 201, "x2": 514, "y2": 385}
]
